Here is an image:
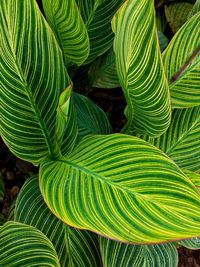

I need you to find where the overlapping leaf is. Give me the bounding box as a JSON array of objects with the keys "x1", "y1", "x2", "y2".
[
  {"x1": 74, "y1": 93, "x2": 112, "y2": 143},
  {"x1": 112, "y1": 0, "x2": 171, "y2": 136},
  {"x1": 178, "y1": 237, "x2": 200, "y2": 249},
  {"x1": 138, "y1": 106, "x2": 200, "y2": 172},
  {"x1": 165, "y1": 2, "x2": 193, "y2": 33},
  {"x1": 0, "y1": 0, "x2": 71, "y2": 164},
  {"x1": 0, "y1": 221, "x2": 60, "y2": 267},
  {"x1": 42, "y1": 0, "x2": 90, "y2": 67},
  {"x1": 100, "y1": 237, "x2": 178, "y2": 267},
  {"x1": 188, "y1": 0, "x2": 200, "y2": 18},
  {"x1": 184, "y1": 170, "x2": 200, "y2": 192},
  {"x1": 162, "y1": 12, "x2": 200, "y2": 108},
  {"x1": 76, "y1": 0, "x2": 124, "y2": 63},
  {"x1": 89, "y1": 48, "x2": 120, "y2": 88},
  {"x1": 40, "y1": 134, "x2": 200, "y2": 244},
  {"x1": 15, "y1": 176, "x2": 102, "y2": 267}
]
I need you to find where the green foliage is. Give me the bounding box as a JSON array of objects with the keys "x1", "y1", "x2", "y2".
[{"x1": 0, "y1": 0, "x2": 200, "y2": 266}]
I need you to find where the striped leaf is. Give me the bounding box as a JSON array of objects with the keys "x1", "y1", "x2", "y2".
[
  {"x1": 178, "y1": 237, "x2": 200, "y2": 249},
  {"x1": 184, "y1": 170, "x2": 200, "y2": 192},
  {"x1": 0, "y1": 221, "x2": 60, "y2": 267},
  {"x1": 42, "y1": 0, "x2": 90, "y2": 67},
  {"x1": 100, "y1": 237, "x2": 178, "y2": 267},
  {"x1": 74, "y1": 93, "x2": 112, "y2": 143},
  {"x1": 165, "y1": 2, "x2": 193, "y2": 33},
  {"x1": 137, "y1": 106, "x2": 200, "y2": 172},
  {"x1": 112, "y1": 0, "x2": 171, "y2": 136},
  {"x1": 14, "y1": 176, "x2": 102, "y2": 267},
  {"x1": 76, "y1": 0, "x2": 124, "y2": 63},
  {"x1": 0, "y1": 0, "x2": 71, "y2": 165},
  {"x1": 89, "y1": 48, "x2": 120, "y2": 89},
  {"x1": 188, "y1": 0, "x2": 200, "y2": 18},
  {"x1": 39, "y1": 134, "x2": 200, "y2": 244},
  {"x1": 162, "y1": 12, "x2": 200, "y2": 108}
]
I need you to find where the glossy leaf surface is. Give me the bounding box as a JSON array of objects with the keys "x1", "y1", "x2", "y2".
[
  {"x1": 15, "y1": 176, "x2": 102, "y2": 267},
  {"x1": 40, "y1": 134, "x2": 200, "y2": 244},
  {"x1": 138, "y1": 106, "x2": 200, "y2": 172},
  {"x1": 112, "y1": 0, "x2": 171, "y2": 136},
  {"x1": 42, "y1": 0, "x2": 90, "y2": 67},
  {"x1": 100, "y1": 237, "x2": 178, "y2": 267},
  {"x1": 163, "y1": 13, "x2": 200, "y2": 108},
  {"x1": 76, "y1": 0, "x2": 124, "y2": 63},
  {"x1": 0, "y1": 221, "x2": 60, "y2": 267},
  {"x1": 0, "y1": 0, "x2": 70, "y2": 164}
]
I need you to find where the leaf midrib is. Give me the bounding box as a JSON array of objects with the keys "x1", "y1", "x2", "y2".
[
  {"x1": 6, "y1": 15, "x2": 56, "y2": 157},
  {"x1": 166, "y1": 119, "x2": 200, "y2": 155},
  {"x1": 58, "y1": 158, "x2": 174, "y2": 205}
]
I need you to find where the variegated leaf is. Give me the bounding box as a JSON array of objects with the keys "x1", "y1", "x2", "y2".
[
  {"x1": 112, "y1": 0, "x2": 171, "y2": 136},
  {"x1": 0, "y1": 221, "x2": 60, "y2": 267},
  {"x1": 42, "y1": 0, "x2": 90, "y2": 67},
  {"x1": 40, "y1": 134, "x2": 200, "y2": 244},
  {"x1": 0, "y1": 0, "x2": 73, "y2": 164},
  {"x1": 15, "y1": 176, "x2": 102, "y2": 267},
  {"x1": 162, "y1": 12, "x2": 200, "y2": 108}
]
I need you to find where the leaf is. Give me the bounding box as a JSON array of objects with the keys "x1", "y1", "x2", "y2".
[
  {"x1": 137, "y1": 106, "x2": 200, "y2": 172},
  {"x1": 0, "y1": 221, "x2": 60, "y2": 267},
  {"x1": 188, "y1": 0, "x2": 200, "y2": 18},
  {"x1": 76, "y1": 0, "x2": 125, "y2": 63},
  {"x1": 178, "y1": 237, "x2": 200, "y2": 249},
  {"x1": 165, "y1": 2, "x2": 193, "y2": 33},
  {"x1": 162, "y1": 12, "x2": 200, "y2": 108},
  {"x1": 74, "y1": 93, "x2": 112, "y2": 143},
  {"x1": 0, "y1": 0, "x2": 71, "y2": 164},
  {"x1": 100, "y1": 237, "x2": 178, "y2": 267},
  {"x1": 42, "y1": 0, "x2": 90, "y2": 67},
  {"x1": 15, "y1": 176, "x2": 102, "y2": 267},
  {"x1": 56, "y1": 86, "x2": 78, "y2": 156},
  {"x1": 158, "y1": 31, "x2": 168, "y2": 52},
  {"x1": 89, "y1": 48, "x2": 120, "y2": 89},
  {"x1": 184, "y1": 170, "x2": 200, "y2": 192},
  {"x1": 39, "y1": 134, "x2": 200, "y2": 244},
  {"x1": 156, "y1": 7, "x2": 167, "y2": 32},
  {"x1": 112, "y1": 0, "x2": 171, "y2": 136}
]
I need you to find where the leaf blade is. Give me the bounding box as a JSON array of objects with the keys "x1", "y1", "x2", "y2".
[
  {"x1": 112, "y1": 0, "x2": 171, "y2": 136},
  {"x1": 40, "y1": 134, "x2": 200, "y2": 244}
]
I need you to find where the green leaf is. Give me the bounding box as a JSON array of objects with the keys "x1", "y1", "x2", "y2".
[
  {"x1": 42, "y1": 0, "x2": 90, "y2": 67},
  {"x1": 112, "y1": 0, "x2": 171, "y2": 136},
  {"x1": 162, "y1": 12, "x2": 200, "y2": 108},
  {"x1": 100, "y1": 237, "x2": 178, "y2": 267},
  {"x1": 178, "y1": 237, "x2": 200, "y2": 249},
  {"x1": 0, "y1": 221, "x2": 60, "y2": 267},
  {"x1": 39, "y1": 134, "x2": 200, "y2": 244},
  {"x1": 76, "y1": 0, "x2": 125, "y2": 63},
  {"x1": 0, "y1": 0, "x2": 70, "y2": 164},
  {"x1": 188, "y1": 0, "x2": 200, "y2": 18},
  {"x1": 158, "y1": 31, "x2": 168, "y2": 52},
  {"x1": 74, "y1": 93, "x2": 112, "y2": 143},
  {"x1": 15, "y1": 176, "x2": 102, "y2": 267},
  {"x1": 165, "y1": 2, "x2": 193, "y2": 33},
  {"x1": 55, "y1": 85, "x2": 78, "y2": 156},
  {"x1": 184, "y1": 170, "x2": 200, "y2": 192},
  {"x1": 89, "y1": 48, "x2": 120, "y2": 89},
  {"x1": 156, "y1": 7, "x2": 167, "y2": 32},
  {"x1": 137, "y1": 106, "x2": 200, "y2": 172}
]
